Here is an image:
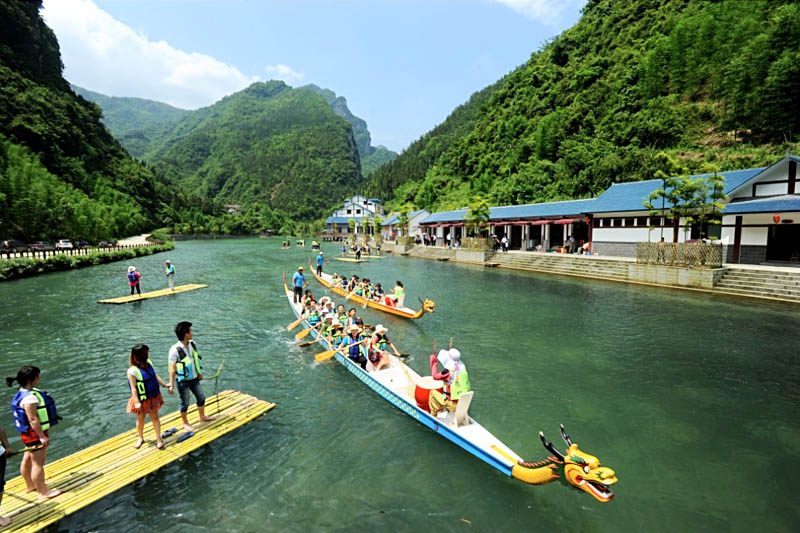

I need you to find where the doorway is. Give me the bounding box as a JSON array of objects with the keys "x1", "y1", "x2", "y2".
[{"x1": 766, "y1": 224, "x2": 800, "y2": 261}]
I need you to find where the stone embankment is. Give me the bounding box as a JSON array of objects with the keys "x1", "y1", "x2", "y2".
[{"x1": 381, "y1": 242, "x2": 800, "y2": 305}]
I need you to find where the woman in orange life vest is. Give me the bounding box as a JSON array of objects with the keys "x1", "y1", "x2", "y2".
[
  {"x1": 126, "y1": 344, "x2": 172, "y2": 450},
  {"x1": 6, "y1": 365, "x2": 62, "y2": 499}
]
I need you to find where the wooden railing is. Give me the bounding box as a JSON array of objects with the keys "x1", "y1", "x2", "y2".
[
  {"x1": 0, "y1": 242, "x2": 163, "y2": 260},
  {"x1": 636, "y1": 242, "x2": 723, "y2": 268}
]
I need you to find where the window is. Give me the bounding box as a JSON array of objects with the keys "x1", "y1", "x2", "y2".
[
  {"x1": 593, "y1": 218, "x2": 603, "y2": 228},
  {"x1": 356, "y1": 209, "x2": 361, "y2": 214},
  {"x1": 624, "y1": 217, "x2": 635, "y2": 227},
  {"x1": 346, "y1": 209, "x2": 351, "y2": 214},
  {"x1": 636, "y1": 217, "x2": 648, "y2": 227},
  {"x1": 650, "y1": 216, "x2": 662, "y2": 227},
  {"x1": 613, "y1": 218, "x2": 623, "y2": 227}
]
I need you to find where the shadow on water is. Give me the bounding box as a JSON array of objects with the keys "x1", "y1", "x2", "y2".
[{"x1": 2, "y1": 238, "x2": 799, "y2": 531}]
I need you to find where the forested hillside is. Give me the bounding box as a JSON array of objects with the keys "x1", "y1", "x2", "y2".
[
  {"x1": 0, "y1": 0, "x2": 204, "y2": 241},
  {"x1": 146, "y1": 81, "x2": 363, "y2": 220},
  {"x1": 72, "y1": 85, "x2": 190, "y2": 159},
  {"x1": 368, "y1": 0, "x2": 800, "y2": 212}
]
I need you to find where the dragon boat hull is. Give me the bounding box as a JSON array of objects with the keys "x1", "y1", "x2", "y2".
[
  {"x1": 283, "y1": 274, "x2": 559, "y2": 488},
  {"x1": 309, "y1": 261, "x2": 430, "y2": 319}
]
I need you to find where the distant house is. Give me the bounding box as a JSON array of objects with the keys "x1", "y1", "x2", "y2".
[
  {"x1": 326, "y1": 195, "x2": 385, "y2": 236},
  {"x1": 381, "y1": 209, "x2": 430, "y2": 241},
  {"x1": 225, "y1": 204, "x2": 241, "y2": 215}
]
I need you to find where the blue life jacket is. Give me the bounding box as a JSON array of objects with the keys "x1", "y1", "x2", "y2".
[
  {"x1": 342, "y1": 335, "x2": 363, "y2": 360},
  {"x1": 11, "y1": 388, "x2": 60, "y2": 433},
  {"x1": 308, "y1": 311, "x2": 321, "y2": 326},
  {"x1": 127, "y1": 271, "x2": 138, "y2": 283},
  {"x1": 129, "y1": 363, "x2": 160, "y2": 401}
]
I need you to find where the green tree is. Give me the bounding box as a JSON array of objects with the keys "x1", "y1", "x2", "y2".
[
  {"x1": 465, "y1": 195, "x2": 490, "y2": 237},
  {"x1": 644, "y1": 152, "x2": 687, "y2": 242}
]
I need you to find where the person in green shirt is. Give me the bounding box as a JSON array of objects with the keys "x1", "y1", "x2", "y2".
[{"x1": 164, "y1": 260, "x2": 175, "y2": 290}]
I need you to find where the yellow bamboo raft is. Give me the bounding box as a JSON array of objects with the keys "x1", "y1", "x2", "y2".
[
  {"x1": 97, "y1": 284, "x2": 208, "y2": 304},
  {"x1": 333, "y1": 257, "x2": 367, "y2": 263},
  {"x1": 1, "y1": 390, "x2": 274, "y2": 533}
]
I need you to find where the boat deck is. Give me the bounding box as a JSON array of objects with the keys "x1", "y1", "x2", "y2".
[
  {"x1": 97, "y1": 284, "x2": 208, "y2": 304},
  {"x1": 1, "y1": 390, "x2": 274, "y2": 533}
]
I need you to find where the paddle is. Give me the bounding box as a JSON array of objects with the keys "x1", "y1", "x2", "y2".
[
  {"x1": 7, "y1": 445, "x2": 43, "y2": 457},
  {"x1": 294, "y1": 323, "x2": 319, "y2": 341},
  {"x1": 286, "y1": 315, "x2": 304, "y2": 331},
  {"x1": 299, "y1": 336, "x2": 323, "y2": 348},
  {"x1": 212, "y1": 359, "x2": 224, "y2": 415}
]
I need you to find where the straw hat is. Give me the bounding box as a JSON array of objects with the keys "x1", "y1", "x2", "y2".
[
  {"x1": 165, "y1": 260, "x2": 171, "y2": 264},
  {"x1": 373, "y1": 324, "x2": 388, "y2": 335},
  {"x1": 324, "y1": 314, "x2": 334, "y2": 322},
  {"x1": 298, "y1": 266, "x2": 304, "y2": 270},
  {"x1": 347, "y1": 324, "x2": 361, "y2": 334},
  {"x1": 128, "y1": 266, "x2": 136, "y2": 272}
]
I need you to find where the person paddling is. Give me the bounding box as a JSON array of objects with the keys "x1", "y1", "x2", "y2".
[
  {"x1": 168, "y1": 322, "x2": 215, "y2": 431},
  {"x1": 127, "y1": 344, "x2": 171, "y2": 449},
  {"x1": 390, "y1": 280, "x2": 405, "y2": 308},
  {"x1": 164, "y1": 260, "x2": 175, "y2": 291},
  {"x1": 6, "y1": 366, "x2": 62, "y2": 500},
  {"x1": 340, "y1": 325, "x2": 368, "y2": 369},
  {"x1": 127, "y1": 265, "x2": 142, "y2": 296},
  {"x1": 368, "y1": 325, "x2": 398, "y2": 371}
]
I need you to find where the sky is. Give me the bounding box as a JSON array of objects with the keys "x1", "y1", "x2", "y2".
[{"x1": 42, "y1": 0, "x2": 586, "y2": 153}]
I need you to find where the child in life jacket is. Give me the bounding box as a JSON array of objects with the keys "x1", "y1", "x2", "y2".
[
  {"x1": 127, "y1": 265, "x2": 142, "y2": 296},
  {"x1": 127, "y1": 344, "x2": 171, "y2": 449},
  {"x1": 6, "y1": 365, "x2": 62, "y2": 500}
]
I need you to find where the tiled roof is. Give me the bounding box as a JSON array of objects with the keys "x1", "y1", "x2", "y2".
[
  {"x1": 420, "y1": 200, "x2": 594, "y2": 224},
  {"x1": 723, "y1": 195, "x2": 800, "y2": 214},
  {"x1": 381, "y1": 210, "x2": 427, "y2": 226},
  {"x1": 592, "y1": 167, "x2": 766, "y2": 213}
]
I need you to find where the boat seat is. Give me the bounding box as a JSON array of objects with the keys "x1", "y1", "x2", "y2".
[{"x1": 452, "y1": 391, "x2": 473, "y2": 427}]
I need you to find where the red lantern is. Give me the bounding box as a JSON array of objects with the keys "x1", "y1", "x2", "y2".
[
  {"x1": 585, "y1": 217, "x2": 591, "y2": 224},
  {"x1": 773, "y1": 215, "x2": 781, "y2": 223}
]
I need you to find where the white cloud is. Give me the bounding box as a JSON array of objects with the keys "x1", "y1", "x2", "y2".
[
  {"x1": 490, "y1": 0, "x2": 585, "y2": 25},
  {"x1": 40, "y1": 0, "x2": 299, "y2": 109},
  {"x1": 265, "y1": 64, "x2": 305, "y2": 85}
]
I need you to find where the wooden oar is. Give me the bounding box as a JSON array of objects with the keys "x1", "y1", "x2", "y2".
[
  {"x1": 286, "y1": 315, "x2": 304, "y2": 331},
  {"x1": 299, "y1": 336, "x2": 323, "y2": 348},
  {"x1": 295, "y1": 323, "x2": 319, "y2": 340},
  {"x1": 7, "y1": 445, "x2": 44, "y2": 457}
]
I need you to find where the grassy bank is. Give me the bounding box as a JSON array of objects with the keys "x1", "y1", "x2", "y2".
[{"x1": 0, "y1": 242, "x2": 175, "y2": 282}]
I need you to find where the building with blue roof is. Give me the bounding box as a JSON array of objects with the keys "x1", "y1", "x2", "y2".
[
  {"x1": 380, "y1": 209, "x2": 430, "y2": 240},
  {"x1": 326, "y1": 195, "x2": 385, "y2": 237},
  {"x1": 415, "y1": 154, "x2": 800, "y2": 263}
]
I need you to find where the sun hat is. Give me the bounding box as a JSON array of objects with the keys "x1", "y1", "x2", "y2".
[
  {"x1": 347, "y1": 324, "x2": 361, "y2": 333},
  {"x1": 324, "y1": 314, "x2": 334, "y2": 321},
  {"x1": 298, "y1": 266, "x2": 304, "y2": 270},
  {"x1": 374, "y1": 324, "x2": 388, "y2": 335},
  {"x1": 128, "y1": 266, "x2": 136, "y2": 272},
  {"x1": 448, "y1": 348, "x2": 461, "y2": 362},
  {"x1": 165, "y1": 260, "x2": 171, "y2": 263},
  {"x1": 437, "y1": 349, "x2": 452, "y2": 370},
  {"x1": 320, "y1": 296, "x2": 330, "y2": 304}
]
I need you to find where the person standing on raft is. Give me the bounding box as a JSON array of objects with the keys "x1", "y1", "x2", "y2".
[
  {"x1": 6, "y1": 366, "x2": 62, "y2": 500},
  {"x1": 127, "y1": 266, "x2": 142, "y2": 296},
  {"x1": 168, "y1": 322, "x2": 215, "y2": 431},
  {"x1": 164, "y1": 260, "x2": 175, "y2": 291},
  {"x1": 428, "y1": 348, "x2": 471, "y2": 417},
  {"x1": 0, "y1": 423, "x2": 13, "y2": 526},
  {"x1": 127, "y1": 344, "x2": 171, "y2": 449}
]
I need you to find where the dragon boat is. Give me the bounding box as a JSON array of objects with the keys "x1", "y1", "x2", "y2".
[
  {"x1": 283, "y1": 274, "x2": 617, "y2": 501},
  {"x1": 310, "y1": 260, "x2": 435, "y2": 319}
]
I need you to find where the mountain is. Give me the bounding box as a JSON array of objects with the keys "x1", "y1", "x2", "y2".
[
  {"x1": 0, "y1": 0, "x2": 199, "y2": 241},
  {"x1": 367, "y1": 0, "x2": 800, "y2": 212},
  {"x1": 71, "y1": 85, "x2": 190, "y2": 159},
  {"x1": 146, "y1": 81, "x2": 364, "y2": 220}
]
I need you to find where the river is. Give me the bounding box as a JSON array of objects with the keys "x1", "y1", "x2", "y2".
[{"x1": 0, "y1": 238, "x2": 798, "y2": 532}]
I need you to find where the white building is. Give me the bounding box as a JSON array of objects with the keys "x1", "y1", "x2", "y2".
[
  {"x1": 381, "y1": 209, "x2": 430, "y2": 241},
  {"x1": 326, "y1": 195, "x2": 385, "y2": 236}
]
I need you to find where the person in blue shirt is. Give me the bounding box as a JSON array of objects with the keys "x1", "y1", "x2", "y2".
[
  {"x1": 292, "y1": 266, "x2": 308, "y2": 304},
  {"x1": 316, "y1": 252, "x2": 325, "y2": 276}
]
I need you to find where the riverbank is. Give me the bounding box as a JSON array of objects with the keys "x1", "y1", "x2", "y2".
[
  {"x1": 380, "y1": 242, "x2": 800, "y2": 304},
  {"x1": 0, "y1": 242, "x2": 174, "y2": 281}
]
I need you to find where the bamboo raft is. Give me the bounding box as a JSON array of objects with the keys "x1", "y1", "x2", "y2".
[
  {"x1": 1, "y1": 390, "x2": 274, "y2": 532},
  {"x1": 333, "y1": 257, "x2": 368, "y2": 263},
  {"x1": 97, "y1": 284, "x2": 208, "y2": 304}
]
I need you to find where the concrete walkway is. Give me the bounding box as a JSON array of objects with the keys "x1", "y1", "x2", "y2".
[{"x1": 117, "y1": 233, "x2": 151, "y2": 246}]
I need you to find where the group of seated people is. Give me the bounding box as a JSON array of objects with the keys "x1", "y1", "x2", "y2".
[
  {"x1": 299, "y1": 291, "x2": 401, "y2": 372},
  {"x1": 329, "y1": 273, "x2": 406, "y2": 308}
]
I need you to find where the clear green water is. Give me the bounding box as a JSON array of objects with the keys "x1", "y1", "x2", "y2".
[{"x1": 1, "y1": 239, "x2": 799, "y2": 532}]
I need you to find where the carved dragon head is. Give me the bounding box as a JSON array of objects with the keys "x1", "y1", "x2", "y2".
[
  {"x1": 540, "y1": 425, "x2": 617, "y2": 502},
  {"x1": 418, "y1": 297, "x2": 436, "y2": 313}
]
